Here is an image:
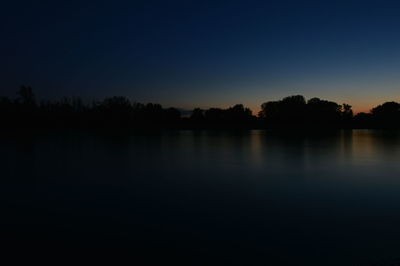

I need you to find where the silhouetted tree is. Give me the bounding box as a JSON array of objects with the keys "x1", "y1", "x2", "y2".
[
  {"x1": 260, "y1": 95, "x2": 355, "y2": 128},
  {"x1": 306, "y1": 97, "x2": 342, "y2": 125},
  {"x1": 353, "y1": 112, "x2": 373, "y2": 128},
  {"x1": 205, "y1": 108, "x2": 225, "y2": 123},
  {"x1": 260, "y1": 95, "x2": 306, "y2": 125},
  {"x1": 2, "y1": 86, "x2": 400, "y2": 129},
  {"x1": 164, "y1": 107, "x2": 181, "y2": 123},
  {"x1": 225, "y1": 104, "x2": 252, "y2": 122},
  {"x1": 259, "y1": 101, "x2": 280, "y2": 120},
  {"x1": 190, "y1": 108, "x2": 204, "y2": 121},
  {"x1": 280, "y1": 95, "x2": 307, "y2": 124},
  {"x1": 371, "y1": 101, "x2": 400, "y2": 117},
  {"x1": 94, "y1": 96, "x2": 133, "y2": 127},
  {"x1": 342, "y1": 103, "x2": 353, "y2": 118},
  {"x1": 17, "y1": 86, "x2": 36, "y2": 107},
  {"x1": 371, "y1": 101, "x2": 400, "y2": 128}
]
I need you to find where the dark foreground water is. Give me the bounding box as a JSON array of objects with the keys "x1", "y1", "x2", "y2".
[{"x1": 1, "y1": 130, "x2": 400, "y2": 265}]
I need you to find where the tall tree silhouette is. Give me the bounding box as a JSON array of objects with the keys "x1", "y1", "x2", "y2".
[{"x1": 17, "y1": 86, "x2": 36, "y2": 107}]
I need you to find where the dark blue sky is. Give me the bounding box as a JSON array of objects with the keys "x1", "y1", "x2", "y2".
[{"x1": 2, "y1": 0, "x2": 400, "y2": 112}]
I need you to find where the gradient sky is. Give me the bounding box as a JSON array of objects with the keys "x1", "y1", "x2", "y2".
[{"x1": 2, "y1": 0, "x2": 400, "y2": 113}]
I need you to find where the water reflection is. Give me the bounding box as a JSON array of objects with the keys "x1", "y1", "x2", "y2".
[{"x1": 1, "y1": 130, "x2": 400, "y2": 265}]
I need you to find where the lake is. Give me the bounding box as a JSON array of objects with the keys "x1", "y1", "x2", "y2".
[{"x1": 1, "y1": 130, "x2": 400, "y2": 265}]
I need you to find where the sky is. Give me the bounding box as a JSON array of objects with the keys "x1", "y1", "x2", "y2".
[{"x1": 2, "y1": 0, "x2": 400, "y2": 113}]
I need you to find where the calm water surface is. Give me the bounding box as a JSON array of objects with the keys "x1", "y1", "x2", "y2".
[{"x1": 1, "y1": 130, "x2": 400, "y2": 265}]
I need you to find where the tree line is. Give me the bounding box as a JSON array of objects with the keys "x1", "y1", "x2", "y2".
[{"x1": 1, "y1": 86, "x2": 400, "y2": 129}]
